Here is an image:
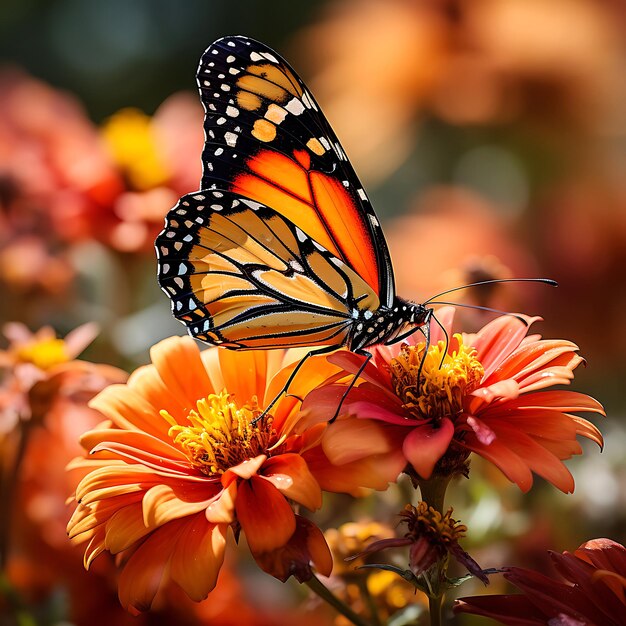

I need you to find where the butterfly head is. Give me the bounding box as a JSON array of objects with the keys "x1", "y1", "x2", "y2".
[{"x1": 349, "y1": 298, "x2": 432, "y2": 351}]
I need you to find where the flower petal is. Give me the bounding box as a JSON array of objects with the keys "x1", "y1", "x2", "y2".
[
  {"x1": 261, "y1": 453, "x2": 322, "y2": 511},
  {"x1": 117, "y1": 522, "x2": 179, "y2": 614},
  {"x1": 169, "y1": 516, "x2": 228, "y2": 601},
  {"x1": 253, "y1": 515, "x2": 332, "y2": 582},
  {"x1": 142, "y1": 482, "x2": 218, "y2": 527},
  {"x1": 402, "y1": 418, "x2": 454, "y2": 479},
  {"x1": 149, "y1": 336, "x2": 215, "y2": 410},
  {"x1": 304, "y1": 443, "x2": 406, "y2": 495},
  {"x1": 322, "y1": 415, "x2": 408, "y2": 464},
  {"x1": 468, "y1": 314, "x2": 539, "y2": 379},
  {"x1": 236, "y1": 475, "x2": 295, "y2": 554}
]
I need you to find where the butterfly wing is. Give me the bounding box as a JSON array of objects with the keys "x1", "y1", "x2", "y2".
[
  {"x1": 156, "y1": 189, "x2": 380, "y2": 349},
  {"x1": 196, "y1": 35, "x2": 395, "y2": 308}
]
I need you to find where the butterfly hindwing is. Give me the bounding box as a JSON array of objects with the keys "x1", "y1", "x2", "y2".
[
  {"x1": 156, "y1": 189, "x2": 380, "y2": 349},
  {"x1": 196, "y1": 35, "x2": 395, "y2": 307}
]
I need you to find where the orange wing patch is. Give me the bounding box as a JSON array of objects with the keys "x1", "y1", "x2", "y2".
[{"x1": 231, "y1": 148, "x2": 381, "y2": 296}]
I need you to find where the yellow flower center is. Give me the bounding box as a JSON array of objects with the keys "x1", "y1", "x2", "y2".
[
  {"x1": 15, "y1": 337, "x2": 69, "y2": 370},
  {"x1": 101, "y1": 108, "x2": 169, "y2": 190},
  {"x1": 389, "y1": 335, "x2": 484, "y2": 421},
  {"x1": 161, "y1": 391, "x2": 275, "y2": 476}
]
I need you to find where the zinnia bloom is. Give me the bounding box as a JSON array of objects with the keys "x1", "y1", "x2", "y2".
[
  {"x1": 67, "y1": 337, "x2": 403, "y2": 613},
  {"x1": 455, "y1": 538, "x2": 626, "y2": 625},
  {"x1": 303, "y1": 308, "x2": 604, "y2": 493}
]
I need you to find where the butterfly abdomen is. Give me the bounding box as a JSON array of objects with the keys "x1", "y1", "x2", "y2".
[{"x1": 349, "y1": 298, "x2": 431, "y2": 351}]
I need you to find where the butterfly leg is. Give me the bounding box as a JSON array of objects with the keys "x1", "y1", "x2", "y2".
[
  {"x1": 253, "y1": 345, "x2": 339, "y2": 425},
  {"x1": 328, "y1": 350, "x2": 372, "y2": 423}
]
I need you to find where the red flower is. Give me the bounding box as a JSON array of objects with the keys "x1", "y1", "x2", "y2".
[
  {"x1": 455, "y1": 538, "x2": 626, "y2": 625},
  {"x1": 304, "y1": 308, "x2": 604, "y2": 493}
]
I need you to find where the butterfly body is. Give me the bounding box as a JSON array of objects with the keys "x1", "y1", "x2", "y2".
[{"x1": 156, "y1": 35, "x2": 432, "y2": 355}]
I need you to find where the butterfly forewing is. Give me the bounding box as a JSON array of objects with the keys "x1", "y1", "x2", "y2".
[
  {"x1": 156, "y1": 189, "x2": 380, "y2": 349},
  {"x1": 196, "y1": 35, "x2": 395, "y2": 307}
]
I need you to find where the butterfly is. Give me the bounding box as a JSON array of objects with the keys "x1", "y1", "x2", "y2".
[{"x1": 156, "y1": 35, "x2": 434, "y2": 407}]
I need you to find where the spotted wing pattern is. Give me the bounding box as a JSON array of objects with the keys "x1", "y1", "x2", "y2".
[
  {"x1": 156, "y1": 189, "x2": 380, "y2": 349},
  {"x1": 195, "y1": 35, "x2": 394, "y2": 307}
]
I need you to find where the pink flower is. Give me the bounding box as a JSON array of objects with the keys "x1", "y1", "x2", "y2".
[{"x1": 304, "y1": 308, "x2": 604, "y2": 493}]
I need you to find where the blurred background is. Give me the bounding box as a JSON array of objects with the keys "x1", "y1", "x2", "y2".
[{"x1": 1, "y1": 0, "x2": 625, "y2": 624}]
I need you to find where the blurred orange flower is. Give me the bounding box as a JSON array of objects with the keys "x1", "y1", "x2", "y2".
[
  {"x1": 67, "y1": 337, "x2": 401, "y2": 613},
  {"x1": 304, "y1": 308, "x2": 604, "y2": 492},
  {"x1": 455, "y1": 538, "x2": 626, "y2": 625}
]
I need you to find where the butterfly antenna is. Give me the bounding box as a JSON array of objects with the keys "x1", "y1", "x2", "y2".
[
  {"x1": 416, "y1": 312, "x2": 432, "y2": 383},
  {"x1": 427, "y1": 301, "x2": 529, "y2": 326},
  {"x1": 423, "y1": 278, "x2": 557, "y2": 305}
]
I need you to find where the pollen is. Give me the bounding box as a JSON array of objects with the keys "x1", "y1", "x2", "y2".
[
  {"x1": 389, "y1": 335, "x2": 484, "y2": 421},
  {"x1": 15, "y1": 337, "x2": 69, "y2": 370},
  {"x1": 161, "y1": 391, "x2": 276, "y2": 476}
]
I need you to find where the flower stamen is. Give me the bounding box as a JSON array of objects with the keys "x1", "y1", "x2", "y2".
[
  {"x1": 390, "y1": 336, "x2": 484, "y2": 421},
  {"x1": 161, "y1": 391, "x2": 276, "y2": 476}
]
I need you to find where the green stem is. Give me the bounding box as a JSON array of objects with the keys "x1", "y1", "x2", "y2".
[
  {"x1": 415, "y1": 475, "x2": 453, "y2": 626},
  {"x1": 305, "y1": 575, "x2": 373, "y2": 626},
  {"x1": 417, "y1": 475, "x2": 451, "y2": 513},
  {"x1": 428, "y1": 594, "x2": 443, "y2": 626}
]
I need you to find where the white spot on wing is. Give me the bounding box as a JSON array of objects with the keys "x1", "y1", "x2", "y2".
[
  {"x1": 285, "y1": 98, "x2": 304, "y2": 116},
  {"x1": 224, "y1": 132, "x2": 237, "y2": 146}
]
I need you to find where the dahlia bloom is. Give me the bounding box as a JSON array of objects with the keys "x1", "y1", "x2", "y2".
[
  {"x1": 67, "y1": 337, "x2": 404, "y2": 613},
  {"x1": 455, "y1": 538, "x2": 626, "y2": 625},
  {"x1": 303, "y1": 308, "x2": 604, "y2": 493}
]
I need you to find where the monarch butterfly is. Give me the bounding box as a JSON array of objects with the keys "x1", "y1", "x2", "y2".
[
  {"x1": 155, "y1": 36, "x2": 552, "y2": 412},
  {"x1": 157, "y1": 34, "x2": 430, "y2": 355}
]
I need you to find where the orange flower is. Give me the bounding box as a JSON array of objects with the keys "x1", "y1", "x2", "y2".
[
  {"x1": 304, "y1": 308, "x2": 604, "y2": 493},
  {"x1": 67, "y1": 337, "x2": 400, "y2": 613},
  {"x1": 455, "y1": 538, "x2": 626, "y2": 625}
]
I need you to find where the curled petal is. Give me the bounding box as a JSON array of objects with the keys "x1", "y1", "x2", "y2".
[
  {"x1": 402, "y1": 418, "x2": 454, "y2": 479},
  {"x1": 225, "y1": 454, "x2": 267, "y2": 480},
  {"x1": 205, "y1": 480, "x2": 237, "y2": 524},
  {"x1": 261, "y1": 453, "x2": 322, "y2": 511}
]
